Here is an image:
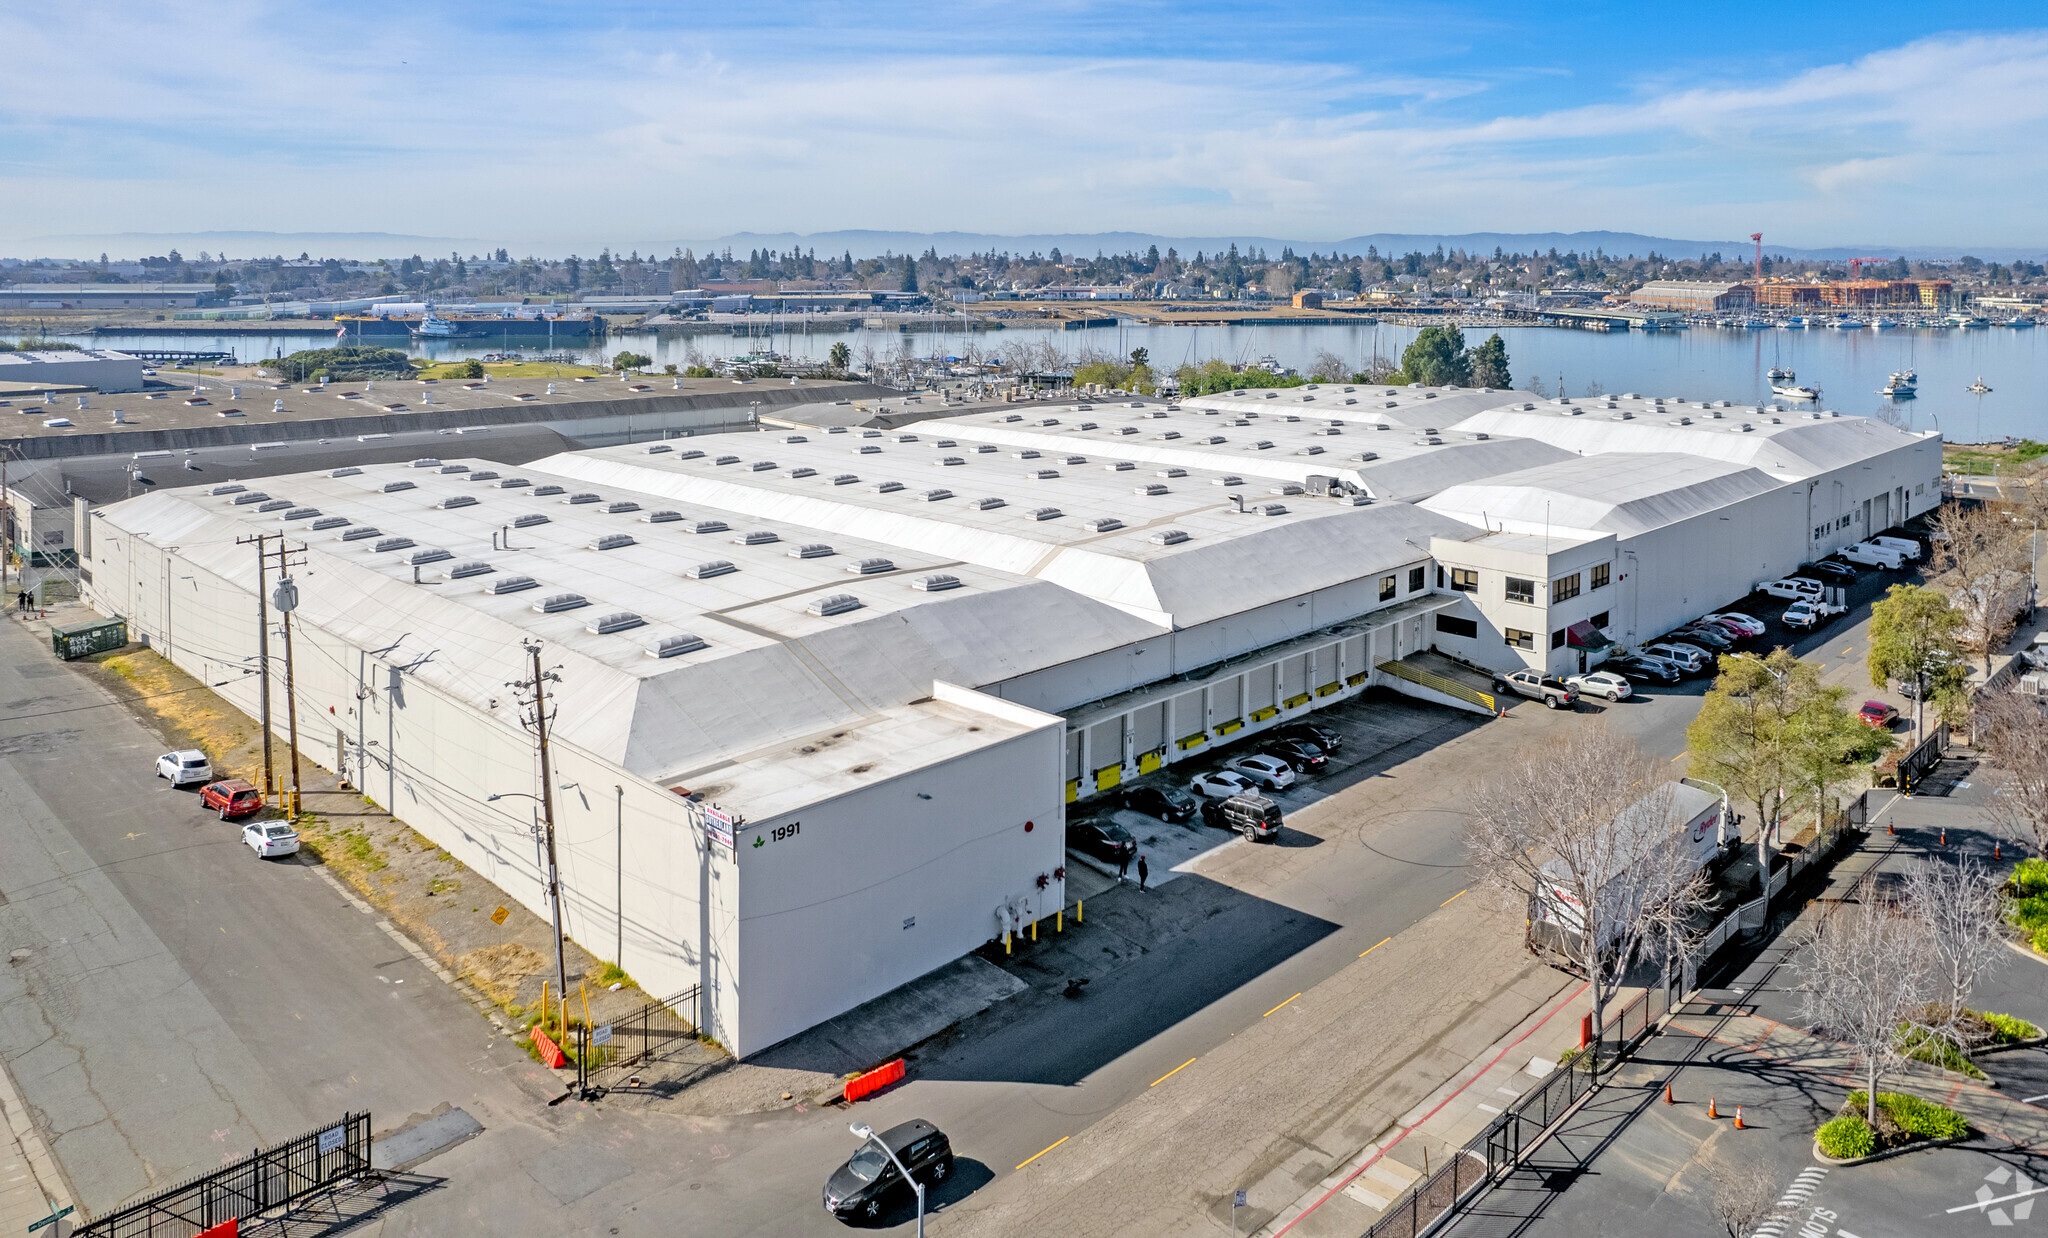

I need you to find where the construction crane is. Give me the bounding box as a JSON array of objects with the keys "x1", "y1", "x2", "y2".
[
  {"x1": 1750, "y1": 233, "x2": 1763, "y2": 288},
  {"x1": 1846, "y1": 257, "x2": 1891, "y2": 280}
]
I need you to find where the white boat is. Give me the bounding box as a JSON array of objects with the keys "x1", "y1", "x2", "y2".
[
  {"x1": 1767, "y1": 366, "x2": 1794, "y2": 381},
  {"x1": 1950, "y1": 313, "x2": 1989, "y2": 328},
  {"x1": 1888, "y1": 369, "x2": 1917, "y2": 389},
  {"x1": 1968, "y1": 377, "x2": 1992, "y2": 393},
  {"x1": 412, "y1": 312, "x2": 460, "y2": 338},
  {"x1": 2006, "y1": 317, "x2": 2036, "y2": 329},
  {"x1": 1773, "y1": 383, "x2": 1821, "y2": 400},
  {"x1": 1871, "y1": 317, "x2": 1897, "y2": 330},
  {"x1": 1878, "y1": 379, "x2": 1916, "y2": 399}
]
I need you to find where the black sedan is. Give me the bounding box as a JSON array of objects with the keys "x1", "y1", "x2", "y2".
[
  {"x1": 1801, "y1": 560, "x2": 1858, "y2": 584},
  {"x1": 1673, "y1": 624, "x2": 1735, "y2": 651},
  {"x1": 1261, "y1": 737, "x2": 1328, "y2": 772},
  {"x1": 1121, "y1": 784, "x2": 1199, "y2": 823},
  {"x1": 1066, "y1": 817, "x2": 1137, "y2": 863},
  {"x1": 1278, "y1": 722, "x2": 1343, "y2": 754},
  {"x1": 1607, "y1": 653, "x2": 1682, "y2": 684},
  {"x1": 824, "y1": 1120, "x2": 954, "y2": 1223}
]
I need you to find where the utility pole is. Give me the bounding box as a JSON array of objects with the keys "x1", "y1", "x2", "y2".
[
  {"x1": 236, "y1": 532, "x2": 276, "y2": 794},
  {"x1": 514, "y1": 640, "x2": 571, "y2": 1059},
  {"x1": 270, "y1": 539, "x2": 306, "y2": 817}
]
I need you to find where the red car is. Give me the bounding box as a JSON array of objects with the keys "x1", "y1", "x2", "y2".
[
  {"x1": 1858, "y1": 701, "x2": 1900, "y2": 729},
  {"x1": 200, "y1": 779, "x2": 265, "y2": 818}
]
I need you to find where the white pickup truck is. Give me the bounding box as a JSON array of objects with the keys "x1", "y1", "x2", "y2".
[{"x1": 1782, "y1": 596, "x2": 1848, "y2": 630}]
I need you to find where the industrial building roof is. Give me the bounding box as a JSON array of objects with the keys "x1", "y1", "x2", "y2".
[{"x1": 1421, "y1": 453, "x2": 1782, "y2": 538}]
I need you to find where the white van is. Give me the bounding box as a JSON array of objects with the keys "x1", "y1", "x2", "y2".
[
  {"x1": 1867, "y1": 535, "x2": 1926, "y2": 563},
  {"x1": 1840, "y1": 541, "x2": 1907, "y2": 569}
]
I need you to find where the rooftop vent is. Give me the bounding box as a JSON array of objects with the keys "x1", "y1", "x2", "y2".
[
  {"x1": 532, "y1": 484, "x2": 565, "y2": 496},
  {"x1": 807, "y1": 593, "x2": 863, "y2": 617},
  {"x1": 973, "y1": 444, "x2": 997, "y2": 453},
  {"x1": 873, "y1": 480, "x2": 904, "y2": 493},
  {"x1": 1082, "y1": 517, "x2": 1124, "y2": 532},
  {"x1": 1734, "y1": 423, "x2": 1755, "y2": 432},
  {"x1": 1161, "y1": 431, "x2": 1182, "y2": 440},
  {"x1": 1212, "y1": 475, "x2": 1244, "y2": 487},
  {"x1": 1013, "y1": 449, "x2": 1041, "y2": 459},
  {"x1": 1064, "y1": 455, "x2": 1088, "y2": 465},
  {"x1": 1105, "y1": 460, "x2": 1134, "y2": 471},
  {"x1": 534, "y1": 592, "x2": 588, "y2": 613},
  {"x1": 857, "y1": 444, "x2": 882, "y2": 454},
  {"x1": 1136, "y1": 483, "x2": 1169, "y2": 496},
  {"x1": 713, "y1": 455, "x2": 740, "y2": 466},
  {"x1": 566, "y1": 492, "x2": 602, "y2": 505},
  {"x1": 208, "y1": 483, "x2": 247, "y2": 496},
  {"x1": 1253, "y1": 440, "x2": 1275, "y2": 450},
  {"x1": 1473, "y1": 432, "x2": 1490, "y2": 441},
  {"x1": 782, "y1": 435, "x2": 807, "y2": 444},
  {"x1": 829, "y1": 474, "x2": 859, "y2": 485},
  {"x1": 1253, "y1": 502, "x2": 1289, "y2": 516},
  {"x1": 791, "y1": 543, "x2": 834, "y2": 558},
  {"x1": 499, "y1": 477, "x2": 532, "y2": 488},
  {"x1": 1231, "y1": 419, "x2": 1251, "y2": 427},
  {"x1": 1376, "y1": 422, "x2": 1392, "y2": 430},
  {"x1": 748, "y1": 460, "x2": 776, "y2": 472},
  {"x1": 1157, "y1": 467, "x2": 1186, "y2": 478},
  {"x1": 918, "y1": 488, "x2": 953, "y2": 501},
  {"x1": 588, "y1": 611, "x2": 645, "y2": 635},
  {"x1": 1356, "y1": 451, "x2": 1380, "y2": 462},
  {"x1": 910, "y1": 574, "x2": 962, "y2": 592},
  {"x1": 469, "y1": 470, "x2": 500, "y2": 481},
  {"x1": 785, "y1": 466, "x2": 817, "y2": 479},
  {"x1": 686, "y1": 560, "x2": 736, "y2": 579},
  {"x1": 445, "y1": 560, "x2": 493, "y2": 579},
  {"x1": 1038, "y1": 418, "x2": 1060, "y2": 427},
  {"x1": 437, "y1": 494, "x2": 478, "y2": 509},
  {"x1": 604, "y1": 500, "x2": 640, "y2": 514},
  {"x1": 283, "y1": 507, "x2": 320, "y2": 520},
  {"x1": 1114, "y1": 426, "x2": 1138, "y2": 435},
  {"x1": 371, "y1": 536, "x2": 415, "y2": 553},
  {"x1": 339, "y1": 526, "x2": 380, "y2": 542},
  {"x1": 896, "y1": 433, "x2": 919, "y2": 443},
  {"x1": 647, "y1": 633, "x2": 708, "y2": 658},
  {"x1": 860, "y1": 429, "x2": 883, "y2": 438},
  {"x1": 311, "y1": 515, "x2": 349, "y2": 531},
  {"x1": 1303, "y1": 445, "x2": 1326, "y2": 456},
  {"x1": 934, "y1": 456, "x2": 965, "y2": 466},
  {"x1": 689, "y1": 519, "x2": 729, "y2": 534},
  {"x1": 485, "y1": 575, "x2": 538, "y2": 595},
  {"x1": 590, "y1": 533, "x2": 636, "y2": 551},
  {"x1": 1027, "y1": 468, "x2": 1059, "y2": 479},
  {"x1": 675, "y1": 449, "x2": 705, "y2": 460},
  {"x1": 332, "y1": 467, "x2": 365, "y2": 478},
  {"x1": 642, "y1": 510, "x2": 682, "y2": 523},
  {"x1": 513, "y1": 513, "x2": 550, "y2": 528},
  {"x1": 972, "y1": 497, "x2": 1006, "y2": 510},
  {"x1": 406, "y1": 547, "x2": 453, "y2": 566},
  {"x1": 256, "y1": 499, "x2": 293, "y2": 512},
  {"x1": 410, "y1": 458, "x2": 441, "y2": 468},
  {"x1": 1150, "y1": 529, "x2": 1190, "y2": 546},
  {"x1": 848, "y1": 557, "x2": 896, "y2": 574},
  {"x1": 1000, "y1": 414, "x2": 1022, "y2": 423},
  {"x1": 1076, "y1": 423, "x2": 1097, "y2": 432},
  {"x1": 439, "y1": 464, "x2": 469, "y2": 475},
  {"x1": 826, "y1": 426, "x2": 847, "y2": 434},
  {"x1": 1415, "y1": 437, "x2": 1444, "y2": 446},
  {"x1": 231, "y1": 491, "x2": 271, "y2": 505},
  {"x1": 934, "y1": 438, "x2": 957, "y2": 448},
  {"x1": 382, "y1": 481, "x2": 416, "y2": 493},
  {"x1": 1270, "y1": 484, "x2": 1305, "y2": 496},
  {"x1": 1025, "y1": 506, "x2": 1063, "y2": 521},
  {"x1": 734, "y1": 530, "x2": 779, "y2": 545},
  {"x1": 1202, "y1": 435, "x2": 1226, "y2": 445},
  {"x1": 647, "y1": 444, "x2": 673, "y2": 454}
]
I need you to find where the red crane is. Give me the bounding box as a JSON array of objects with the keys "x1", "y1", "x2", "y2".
[
  {"x1": 1750, "y1": 233, "x2": 1763, "y2": 287},
  {"x1": 1846, "y1": 257, "x2": 1890, "y2": 280}
]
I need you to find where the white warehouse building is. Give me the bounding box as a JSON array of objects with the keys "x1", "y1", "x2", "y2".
[{"x1": 79, "y1": 383, "x2": 1940, "y2": 1054}]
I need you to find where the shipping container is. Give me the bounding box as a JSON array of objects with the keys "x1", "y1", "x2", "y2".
[{"x1": 51, "y1": 616, "x2": 127, "y2": 661}]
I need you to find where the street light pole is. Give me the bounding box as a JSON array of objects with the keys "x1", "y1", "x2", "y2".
[{"x1": 849, "y1": 1123, "x2": 924, "y2": 1238}]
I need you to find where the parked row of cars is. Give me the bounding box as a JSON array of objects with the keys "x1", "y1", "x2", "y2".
[
  {"x1": 155, "y1": 748, "x2": 300, "y2": 858},
  {"x1": 1065, "y1": 722, "x2": 1341, "y2": 857}
]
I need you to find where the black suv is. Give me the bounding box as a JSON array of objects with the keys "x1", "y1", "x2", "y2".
[
  {"x1": 824, "y1": 1119, "x2": 953, "y2": 1222},
  {"x1": 1066, "y1": 817, "x2": 1137, "y2": 864},
  {"x1": 1278, "y1": 722, "x2": 1343, "y2": 755},
  {"x1": 1261, "y1": 737, "x2": 1327, "y2": 772},
  {"x1": 1121, "y1": 784, "x2": 1198, "y2": 823},
  {"x1": 1201, "y1": 793, "x2": 1283, "y2": 841}
]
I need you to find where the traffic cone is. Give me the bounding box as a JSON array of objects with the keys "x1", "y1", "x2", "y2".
[
  {"x1": 1664, "y1": 1082, "x2": 1674, "y2": 1105},
  {"x1": 1734, "y1": 1106, "x2": 1745, "y2": 1130},
  {"x1": 1708, "y1": 1096, "x2": 1718, "y2": 1119},
  {"x1": 1997, "y1": 841, "x2": 2004, "y2": 861},
  {"x1": 1941, "y1": 828, "x2": 1948, "y2": 847},
  {"x1": 1888, "y1": 820, "x2": 1895, "y2": 836}
]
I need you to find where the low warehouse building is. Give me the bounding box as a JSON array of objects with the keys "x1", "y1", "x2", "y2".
[{"x1": 0, "y1": 349, "x2": 148, "y2": 394}]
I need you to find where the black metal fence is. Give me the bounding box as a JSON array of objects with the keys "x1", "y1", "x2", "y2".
[
  {"x1": 595, "y1": 986, "x2": 701, "y2": 1073},
  {"x1": 1899, "y1": 721, "x2": 1949, "y2": 791},
  {"x1": 77, "y1": 1112, "x2": 371, "y2": 1238}
]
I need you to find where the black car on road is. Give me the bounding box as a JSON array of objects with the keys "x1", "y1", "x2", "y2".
[
  {"x1": 1260, "y1": 736, "x2": 1327, "y2": 772},
  {"x1": 824, "y1": 1119, "x2": 954, "y2": 1223},
  {"x1": 1800, "y1": 560, "x2": 1858, "y2": 585},
  {"x1": 1607, "y1": 653, "x2": 1681, "y2": 684},
  {"x1": 1672, "y1": 624, "x2": 1735, "y2": 651},
  {"x1": 1066, "y1": 817, "x2": 1137, "y2": 863},
  {"x1": 1278, "y1": 722, "x2": 1343, "y2": 755},
  {"x1": 1121, "y1": 784, "x2": 1199, "y2": 823}
]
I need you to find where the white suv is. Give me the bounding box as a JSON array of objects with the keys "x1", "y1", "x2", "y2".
[
  {"x1": 1223, "y1": 753, "x2": 1296, "y2": 791},
  {"x1": 1644, "y1": 643, "x2": 1709, "y2": 674},
  {"x1": 156, "y1": 750, "x2": 214, "y2": 787}
]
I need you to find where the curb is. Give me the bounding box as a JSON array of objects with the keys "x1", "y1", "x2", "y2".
[{"x1": 1812, "y1": 1131, "x2": 1969, "y2": 1167}]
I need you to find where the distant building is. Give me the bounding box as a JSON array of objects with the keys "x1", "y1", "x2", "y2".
[
  {"x1": 0, "y1": 349, "x2": 147, "y2": 393},
  {"x1": 1291, "y1": 290, "x2": 1326, "y2": 309},
  {"x1": 1627, "y1": 281, "x2": 1755, "y2": 312},
  {"x1": 0, "y1": 283, "x2": 217, "y2": 309},
  {"x1": 1756, "y1": 279, "x2": 1952, "y2": 310}
]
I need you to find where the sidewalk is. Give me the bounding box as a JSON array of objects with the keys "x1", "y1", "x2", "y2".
[{"x1": 0, "y1": 1055, "x2": 74, "y2": 1238}]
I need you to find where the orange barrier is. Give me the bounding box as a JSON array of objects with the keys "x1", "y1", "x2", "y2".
[
  {"x1": 531, "y1": 1026, "x2": 568, "y2": 1069},
  {"x1": 198, "y1": 1221, "x2": 239, "y2": 1238},
  {"x1": 844, "y1": 1058, "x2": 906, "y2": 1103}
]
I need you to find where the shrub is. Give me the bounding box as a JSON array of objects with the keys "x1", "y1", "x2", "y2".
[
  {"x1": 1817, "y1": 1115, "x2": 1875, "y2": 1159},
  {"x1": 1847, "y1": 1090, "x2": 1970, "y2": 1140},
  {"x1": 1983, "y1": 1012, "x2": 2041, "y2": 1043},
  {"x1": 683, "y1": 365, "x2": 715, "y2": 378},
  {"x1": 2012, "y1": 858, "x2": 2048, "y2": 898},
  {"x1": 1898, "y1": 1026, "x2": 1988, "y2": 1078}
]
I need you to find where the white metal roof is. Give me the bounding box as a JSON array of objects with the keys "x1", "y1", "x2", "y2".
[{"x1": 1421, "y1": 453, "x2": 1784, "y2": 538}]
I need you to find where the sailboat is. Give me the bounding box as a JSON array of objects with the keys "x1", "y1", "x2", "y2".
[
  {"x1": 1767, "y1": 365, "x2": 1793, "y2": 381},
  {"x1": 1968, "y1": 377, "x2": 1993, "y2": 394},
  {"x1": 1772, "y1": 382, "x2": 1821, "y2": 400},
  {"x1": 1878, "y1": 376, "x2": 1916, "y2": 399}
]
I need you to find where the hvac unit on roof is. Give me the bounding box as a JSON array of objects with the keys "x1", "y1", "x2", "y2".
[
  {"x1": 340, "y1": 525, "x2": 380, "y2": 541},
  {"x1": 533, "y1": 484, "x2": 565, "y2": 496},
  {"x1": 911, "y1": 574, "x2": 962, "y2": 592},
  {"x1": 411, "y1": 458, "x2": 441, "y2": 468},
  {"x1": 470, "y1": 471, "x2": 500, "y2": 481},
  {"x1": 231, "y1": 492, "x2": 271, "y2": 505},
  {"x1": 382, "y1": 481, "x2": 416, "y2": 493},
  {"x1": 734, "y1": 530, "x2": 779, "y2": 545},
  {"x1": 445, "y1": 560, "x2": 493, "y2": 579},
  {"x1": 790, "y1": 542, "x2": 834, "y2": 558},
  {"x1": 372, "y1": 537, "x2": 415, "y2": 553},
  {"x1": 689, "y1": 519, "x2": 729, "y2": 534},
  {"x1": 485, "y1": 574, "x2": 538, "y2": 594},
  {"x1": 807, "y1": 593, "x2": 863, "y2": 617},
  {"x1": 605, "y1": 501, "x2": 640, "y2": 513},
  {"x1": 647, "y1": 633, "x2": 708, "y2": 658},
  {"x1": 499, "y1": 477, "x2": 532, "y2": 488},
  {"x1": 642, "y1": 510, "x2": 682, "y2": 523},
  {"x1": 848, "y1": 557, "x2": 895, "y2": 574},
  {"x1": 406, "y1": 547, "x2": 453, "y2": 565},
  {"x1": 590, "y1": 533, "x2": 636, "y2": 551},
  {"x1": 587, "y1": 611, "x2": 645, "y2": 635},
  {"x1": 533, "y1": 592, "x2": 588, "y2": 613},
  {"x1": 437, "y1": 494, "x2": 478, "y2": 509},
  {"x1": 513, "y1": 513, "x2": 550, "y2": 528}
]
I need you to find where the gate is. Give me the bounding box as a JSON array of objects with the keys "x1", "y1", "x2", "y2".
[
  {"x1": 1898, "y1": 722, "x2": 1948, "y2": 792},
  {"x1": 77, "y1": 1113, "x2": 372, "y2": 1238}
]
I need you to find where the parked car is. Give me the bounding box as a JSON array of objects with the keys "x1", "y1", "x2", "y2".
[
  {"x1": 1190, "y1": 769, "x2": 1258, "y2": 798},
  {"x1": 1782, "y1": 597, "x2": 1846, "y2": 630},
  {"x1": 199, "y1": 779, "x2": 264, "y2": 819},
  {"x1": 1703, "y1": 612, "x2": 1767, "y2": 639},
  {"x1": 1260, "y1": 737, "x2": 1327, "y2": 773},
  {"x1": 1857, "y1": 700, "x2": 1901, "y2": 729},
  {"x1": 1643, "y1": 643, "x2": 1711, "y2": 675},
  {"x1": 1223, "y1": 753, "x2": 1296, "y2": 791},
  {"x1": 1201, "y1": 793, "x2": 1284, "y2": 841},
  {"x1": 1120, "y1": 784, "x2": 1198, "y2": 823},
  {"x1": 1757, "y1": 578, "x2": 1824, "y2": 602},
  {"x1": 1490, "y1": 669, "x2": 1579, "y2": 709},
  {"x1": 1066, "y1": 817, "x2": 1137, "y2": 863},
  {"x1": 156, "y1": 749, "x2": 214, "y2": 787},
  {"x1": 1565, "y1": 671, "x2": 1632, "y2": 702},
  {"x1": 1839, "y1": 541, "x2": 1907, "y2": 570},
  {"x1": 1277, "y1": 722, "x2": 1343, "y2": 755},
  {"x1": 243, "y1": 819, "x2": 301, "y2": 859},
  {"x1": 1607, "y1": 652, "x2": 1682, "y2": 684},
  {"x1": 1867, "y1": 535, "x2": 1927, "y2": 563},
  {"x1": 824, "y1": 1119, "x2": 954, "y2": 1224},
  {"x1": 1801, "y1": 560, "x2": 1858, "y2": 585},
  {"x1": 1672, "y1": 624, "x2": 1735, "y2": 651}
]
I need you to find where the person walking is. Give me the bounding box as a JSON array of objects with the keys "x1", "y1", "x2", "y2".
[
  {"x1": 1116, "y1": 851, "x2": 1130, "y2": 885},
  {"x1": 1137, "y1": 854, "x2": 1150, "y2": 892}
]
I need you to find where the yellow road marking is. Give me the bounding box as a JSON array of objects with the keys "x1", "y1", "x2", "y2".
[
  {"x1": 1017, "y1": 1136, "x2": 1068, "y2": 1169},
  {"x1": 1151, "y1": 1058, "x2": 1197, "y2": 1087},
  {"x1": 1360, "y1": 936, "x2": 1392, "y2": 958},
  {"x1": 1670, "y1": 751, "x2": 1688, "y2": 763},
  {"x1": 1264, "y1": 993, "x2": 1302, "y2": 1017},
  {"x1": 1441, "y1": 888, "x2": 1467, "y2": 908}
]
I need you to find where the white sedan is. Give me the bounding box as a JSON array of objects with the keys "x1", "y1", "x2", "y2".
[
  {"x1": 156, "y1": 749, "x2": 214, "y2": 787},
  {"x1": 1223, "y1": 753, "x2": 1295, "y2": 791},
  {"x1": 1566, "y1": 671, "x2": 1633, "y2": 701},
  {"x1": 1189, "y1": 769, "x2": 1256, "y2": 798},
  {"x1": 243, "y1": 820, "x2": 300, "y2": 859},
  {"x1": 1703, "y1": 612, "x2": 1767, "y2": 639}
]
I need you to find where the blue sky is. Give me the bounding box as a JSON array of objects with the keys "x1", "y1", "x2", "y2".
[{"x1": 5, "y1": 2, "x2": 2047, "y2": 254}]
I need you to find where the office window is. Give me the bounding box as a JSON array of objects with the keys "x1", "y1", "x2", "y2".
[
  {"x1": 1409, "y1": 565, "x2": 1426, "y2": 593},
  {"x1": 1504, "y1": 576, "x2": 1535, "y2": 604},
  {"x1": 1590, "y1": 611, "x2": 1610, "y2": 630},
  {"x1": 1551, "y1": 628, "x2": 1567, "y2": 649},
  {"x1": 1591, "y1": 563, "x2": 1610, "y2": 590},
  {"x1": 1435, "y1": 614, "x2": 1478, "y2": 638},
  {"x1": 1551, "y1": 573, "x2": 1581, "y2": 603},
  {"x1": 1503, "y1": 627, "x2": 1534, "y2": 650},
  {"x1": 1450, "y1": 568, "x2": 1478, "y2": 593},
  {"x1": 1915, "y1": 483, "x2": 1925, "y2": 495},
  {"x1": 1379, "y1": 574, "x2": 1397, "y2": 601},
  {"x1": 1436, "y1": 564, "x2": 1445, "y2": 588}
]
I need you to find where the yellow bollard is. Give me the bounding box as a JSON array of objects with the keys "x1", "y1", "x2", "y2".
[
  {"x1": 1057, "y1": 909, "x2": 1064, "y2": 933},
  {"x1": 1078, "y1": 899, "x2": 1083, "y2": 924},
  {"x1": 1004, "y1": 930, "x2": 1011, "y2": 955},
  {"x1": 1031, "y1": 918, "x2": 1037, "y2": 942}
]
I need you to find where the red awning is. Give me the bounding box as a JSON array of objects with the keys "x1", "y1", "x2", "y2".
[{"x1": 1566, "y1": 620, "x2": 1614, "y2": 649}]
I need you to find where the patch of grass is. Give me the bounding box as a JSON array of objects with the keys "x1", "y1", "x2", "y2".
[
  {"x1": 1899, "y1": 1027, "x2": 1988, "y2": 1079},
  {"x1": 597, "y1": 962, "x2": 634, "y2": 989},
  {"x1": 428, "y1": 876, "x2": 459, "y2": 895},
  {"x1": 1847, "y1": 1090, "x2": 1970, "y2": 1140},
  {"x1": 1817, "y1": 1114, "x2": 1875, "y2": 1159},
  {"x1": 343, "y1": 828, "x2": 387, "y2": 871},
  {"x1": 1984, "y1": 1011, "x2": 2041, "y2": 1043},
  {"x1": 2013, "y1": 859, "x2": 2048, "y2": 898}
]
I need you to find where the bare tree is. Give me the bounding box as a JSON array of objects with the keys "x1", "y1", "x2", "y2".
[
  {"x1": 1978, "y1": 691, "x2": 2048, "y2": 855},
  {"x1": 1795, "y1": 894, "x2": 1941, "y2": 1125},
  {"x1": 1709, "y1": 1161, "x2": 1782, "y2": 1238},
  {"x1": 1309, "y1": 349, "x2": 1349, "y2": 383},
  {"x1": 1468, "y1": 726, "x2": 1716, "y2": 1052},
  {"x1": 1903, "y1": 856, "x2": 2009, "y2": 1049},
  {"x1": 1929, "y1": 501, "x2": 2032, "y2": 673}
]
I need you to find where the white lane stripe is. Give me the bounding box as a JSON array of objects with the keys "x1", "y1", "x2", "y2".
[
  {"x1": 2022, "y1": 1092, "x2": 2048, "y2": 1104},
  {"x1": 1947, "y1": 1184, "x2": 2048, "y2": 1213}
]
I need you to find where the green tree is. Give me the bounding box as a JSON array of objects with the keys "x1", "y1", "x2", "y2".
[
  {"x1": 1469, "y1": 333, "x2": 1512, "y2": 388},
  {"x1": 611, "y1": 350, "x2": 651, "y2": 371},
  {"x1": 1399, "y1": 326, "x2": 1472, "y2": 386},
  {"x1": 1129, "y1": 347, "x2": 1149, "y2": 369},
  {"x1": 828, "y1": 341, "x2": 852, "y2": 373},
  {"x1": 454, "y1": 358, "x2": 485, "y2": 379},
  {"x1": 1866, "y1": 584, "x2": 1966, "y2": 739},
  {"x1": 901, "y1": 256, "x2": 918, "y2": 293}
]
